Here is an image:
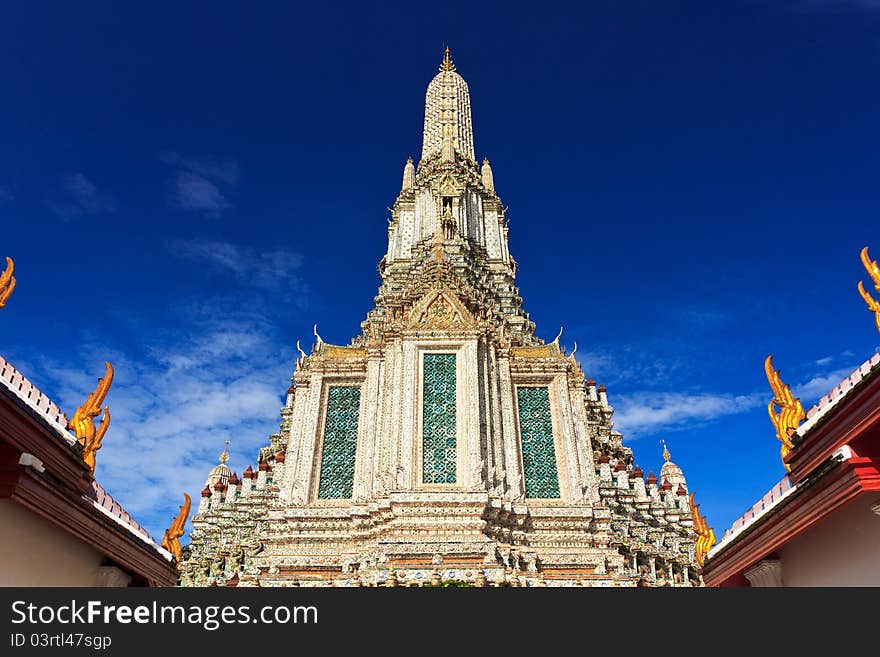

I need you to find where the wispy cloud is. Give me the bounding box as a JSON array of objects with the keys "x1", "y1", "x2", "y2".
[
  {"x1": 793, "y1": 366, "x2": 859, "y2": 403},
  {"x1": 170, "y1": 238, "x2": 308, "y2": 303},
  {"x1": 13, "y1": 233, "x2": 313, "y2": 539},
  {"x1": 33, "y1": 305, "x2": 296, "y2": 540},
  {"x1": 159, "y1": 152, "x2": 240, "y2": 218},
  {"x1": 609, "y1": 351, "x2": 870, "y2": 441},
  {"x1": 46, "y1": 173, "x2": 118, "y2": 220},
  {"x1": 611, "y1": 390, "x2": 765, "y2": 439},
  {"x1": 577, "y1": 347, "x2": 683, "y2": 388}
]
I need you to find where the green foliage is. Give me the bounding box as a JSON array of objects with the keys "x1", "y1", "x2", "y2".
[{"x1": 423, "y1": 579, "x2": 471, "y2": 588}]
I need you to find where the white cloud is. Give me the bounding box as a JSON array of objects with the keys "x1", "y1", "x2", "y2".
[
  {"x1": 47, "y1": 173, "x2": 118, "y2": 220},
  {"x1": 793, "y1": 366, "x2": 857, "y2": 404},
  {"x1": 158, "y1": 152, "x2": 240, "y2": 218},
  {"x1": 36, "y1": 309, "x2": 296, "y2": 541},
  {"x1": 611, "y1": 390, "x2": 765, "y2": 439},
  {"x1": 20, "y1": 231, "x2": 311, "y2": 540}
]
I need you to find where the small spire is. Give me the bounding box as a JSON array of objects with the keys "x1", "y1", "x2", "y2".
[
  {"x1": 219, "y1": 440, "x2": 230, "y2": 464},
  {"x1": 661, "y1": 439, "x2": 671, "y2": 463},
  {"x1": 440, "y1": 46, "x2": 456, "y2": 72},
  {"x1": 481, "y1": 158, "x2": 494, "y2": 192},
  {"x1": 402, "y1": 156, "x2": 415, "y2": 191}
]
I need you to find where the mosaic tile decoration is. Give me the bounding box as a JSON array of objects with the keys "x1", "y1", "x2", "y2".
[
  {"x1": 317, "y1": 386, "x2": 361, "y2": 499},
  {"x1": 422, "y1": 353, "x2": 457, "y2": 484},
  {"x1": 517, "y1": 387, "x2": 560, "y2": 498}
]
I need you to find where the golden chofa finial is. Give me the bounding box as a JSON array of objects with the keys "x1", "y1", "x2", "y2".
[
  {"x1": 689, "y1": 493, "x2": 716, "y2": 567},
  {"x1": 161, "y1": 492, "x2": 192, "y2": 563},
  {"x1": 440, "y1": 46, "x2": 456, "y2": 72},
  {"x1": 661, "y1": 439, "x2": 671, "y2": 463},
  {"x1": 857, "y1": 246, "x2": 880, "y2": 334},
  {"x1": 764, "y1": 355, "x2": 805, "y2": 472},
  {"x1": 66, "y1": 362, "x2": 114, "y2": 476},
  {"x1": 0, "y1": 256, "x2": 16, "y2": 309},
  {"x1": 220, "y1": 440, "x2": 230, "y2": 464}
]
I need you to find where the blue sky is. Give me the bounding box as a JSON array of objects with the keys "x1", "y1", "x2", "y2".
[{"x1": 1, "y1": 1, "x2": 878, "y2": 542}]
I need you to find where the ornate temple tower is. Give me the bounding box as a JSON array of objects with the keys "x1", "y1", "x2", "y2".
[{"x1": 181, "y1": 50, "x2": 701, "y2": 587}]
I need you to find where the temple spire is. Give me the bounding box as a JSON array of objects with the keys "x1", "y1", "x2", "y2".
[{"x1": 421, "y1": 49, "x2": 475, "y2": 163}]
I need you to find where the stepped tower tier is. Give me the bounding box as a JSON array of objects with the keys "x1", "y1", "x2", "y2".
[{"x1": 180, "y1": 50, "x2": 701, "y2": 588}]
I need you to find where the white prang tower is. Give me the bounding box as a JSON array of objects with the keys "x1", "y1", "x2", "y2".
[{"x1": 181, "y1": 49, "x2": 701, "y2": 587}]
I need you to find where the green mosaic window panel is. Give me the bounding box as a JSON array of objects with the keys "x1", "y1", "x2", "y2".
[
  {"x1": 517, "y1": 387, "x2": 560, "y2": 498},
  {"x1": 422, "y1": 353, "x2": 457, "y2": 484},
  {"x1": 317, "y1": 386, "x2": 361, "y2": 499}
]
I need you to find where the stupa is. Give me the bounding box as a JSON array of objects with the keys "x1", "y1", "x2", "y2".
[{"x1": 180, "y1": 49, "x2": 703, "y2": 587}]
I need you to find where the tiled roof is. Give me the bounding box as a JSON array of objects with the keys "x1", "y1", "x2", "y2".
[
  {"x1": 0, "y1": 353, "x2": 171, "y2": 562},
  {"x1": 709, "y1": 351, "x2": 880, "y2": 560},
  {"x1": 88, "y1": 481, "x2": 170, "y2": 560},
  {"x1": 710, "y1": 476, "x2": 794, "y2": 557},
  {"x1": 0, "y1": 355, "x2": 75, "y2": 445},
  {"x1": 795, "y1": 352, "x2": 880, "y2": 439}
]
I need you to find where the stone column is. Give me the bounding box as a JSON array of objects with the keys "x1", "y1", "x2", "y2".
[
  {"x1": 297, "y1": 373, "x2": 325, "y2": 502},
  {"x1": 568, "y1": 380, "x2": 595, "y2": 501},
  {"x1": 280, "y1": 375, "x2": 310, "y2": 503},
  {"x1": 354, "y1": 356, "x2": 383, "y2": 500},
  {"x1": 462, "y1": 339, "x2": 482, "y2": 488},
  {"x1": 497, "y1": 356, "x2": 523, "y2": 499},
  {"x1": 399, "y1": 341, "x2": 417, "y2": 488},
  {"x1": 554, "y1": 375, "x2": 581, "y2": 503},
  {"x1": 487, "y1": 344, "x2": 506, "y2": 493}
]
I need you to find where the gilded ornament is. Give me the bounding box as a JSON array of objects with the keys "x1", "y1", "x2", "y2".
[
  {"x1": 440, "y1": 46, "x2": 456, "y2": 72},
  {"x1": 689, "y1": 493, "x2": 716, "y2": 567},
  {"x1": 324, "y1": 345, "x2": 367, "y2": 359},
  {"x1": 66, "y1": 361, "x2": 114, "y2": 476},
  {"x1": 857, "y1": 246, "x2": 880, "y2": 334},
  {"x1": 764, "y1": 355, "x2": 805, "y2": 472},
  {"x1": 161, "y1": 493, "x2": 192, "y2": 563},
  {"x1": 0, "y1": 256, "x2": 15, "y2": 308},
  {"x1": 511, "y1": 345, "x2": 552, "y2": 358}
]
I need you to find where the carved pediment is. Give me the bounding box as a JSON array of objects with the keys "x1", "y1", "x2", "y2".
[
  {"x1": 437, "y1": 173, "x2": 459, "y2": 197},
  {"x1": 407, "y1": 286, "x2": 476, "y2": 329}
]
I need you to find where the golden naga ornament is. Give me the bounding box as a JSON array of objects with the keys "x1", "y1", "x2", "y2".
[
  {"x1": 689, "y1": 493, "x2": 716, "y2": 567},
  {"x1": 0, "y1": 256, "x2": 16, "y2": 308},
  {"x1": 857, "y1": 246, "x2": 880, "y2": 334},
  {"x1": 66, "y1": 362, "x2": 114, "y2": 476},
  {"x1": 161, "y1": 492, "x2": 192, "y2": 563},
  {"x1": 764, "y1": 355, "x2": 805, "y2": 472}
]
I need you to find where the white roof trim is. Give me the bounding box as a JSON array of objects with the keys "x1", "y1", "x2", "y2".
[
  {"x1": 708, "y1": 479, "x2": 798, "y2": 559},
  {"x1": 0, "y1": 355, "x2": 77, "y2": 446},
  {"x1": 796, "y1": 353, "x2": 880, "y2": 438},
  {"x1": 85, "y1": 494, "x2": 173, "y2": 562}
]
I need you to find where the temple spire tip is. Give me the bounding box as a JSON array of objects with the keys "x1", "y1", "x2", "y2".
[{"x1": 440, "y1": 46, "x2": 455, "y2": 72}]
